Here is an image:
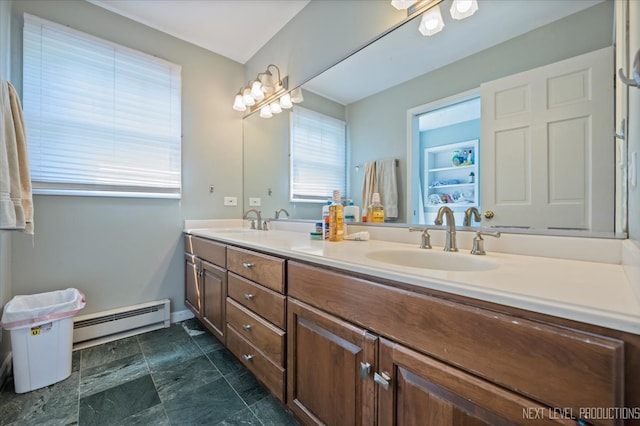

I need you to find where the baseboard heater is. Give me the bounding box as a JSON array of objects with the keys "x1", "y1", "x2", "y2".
[{"x1": 73, "y1": 299, "x2": 170, "y2": 350}]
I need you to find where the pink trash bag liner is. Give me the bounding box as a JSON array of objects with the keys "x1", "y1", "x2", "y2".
[{"x1": 1, "y1": 288, "x2": 86, "y2": 330}]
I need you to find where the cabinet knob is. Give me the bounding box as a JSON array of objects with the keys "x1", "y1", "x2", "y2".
[
  {"x1": 359, "y1": 362, "x2": 371, "y2": 380},
  {"x1": 242, "y1": 324, "x2": 252, "y2": 331},
  {"x1": 197, "y1": 270, "x2": 203, "y2": 278},
  {"x1": 374, "y1": 371, "x2": 392, "y2": 391},
  {"x1": 483, "y1": 210, "x2": 495, "y2": 219},
  {"x1": 244, "y1": 293, "x2": 254, "y2": 301},
  {"x1": 242, "y1": 262, "x2": 254, "y2": 269},
  {"x1": 243, "y1": 354, "x2": 254, "y2": 362}
]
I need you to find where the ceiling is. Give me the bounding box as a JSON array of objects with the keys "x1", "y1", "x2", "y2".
[{"x1": 87, "y1": 0, "x2": 310, "y2": 64}]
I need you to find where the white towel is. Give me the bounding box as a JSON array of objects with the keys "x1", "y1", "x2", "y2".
[
  {"x1": 361, "y1": 161, "x2": 377, "y2": 216},
  {"x1": 376, "y1": 158, "x2": 398, "y2": 219},
  {"x1": 0, "y1": 80, "x2": 33, "y2": 234}
]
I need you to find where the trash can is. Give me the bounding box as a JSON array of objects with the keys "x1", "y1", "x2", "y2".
[{"x1": 1, "y1": 288, "x2": 85, "y2": 393}]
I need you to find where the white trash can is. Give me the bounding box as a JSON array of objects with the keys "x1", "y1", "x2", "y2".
[{"x1": 1, "y1": 288, "x2": 85, "y2": 393}]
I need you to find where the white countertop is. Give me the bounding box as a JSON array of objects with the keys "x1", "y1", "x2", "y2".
[{"x1": 186, "y1": 226, "x2": 640, "y2": 335}]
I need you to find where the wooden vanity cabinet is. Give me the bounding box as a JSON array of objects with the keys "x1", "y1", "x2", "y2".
[
  {"x1": 287, "y1": 261, "x2": 626, "y2": 426},
  {"x1": 184, "y1": 235, "x2": 227, "y2": 342},
  {"x1": 225, "y1": 246, "x2": 287, "y2": 402}
]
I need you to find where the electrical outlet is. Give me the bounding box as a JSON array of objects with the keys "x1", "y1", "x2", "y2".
[
  {"x1": 249, "y1": 197, "x2": 261, "y2": 206},
  {"x1": 224, "y1": 196, "x2": 238, "y2": 206}
]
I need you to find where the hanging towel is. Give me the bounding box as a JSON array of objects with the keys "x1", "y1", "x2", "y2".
[
  {"x1": 361, "y1": 161, "x2": 377, "y2": 217},
  {"x1": 376, "y1": 158, "x2": 398, "y2": 219},
  {"x1": 0, "y1": 79, "x2": 33, "y2": 234}
]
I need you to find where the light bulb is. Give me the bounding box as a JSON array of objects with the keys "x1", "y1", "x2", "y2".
[
  {"x1": 260, "y1": 105, "x2": 272, "y2": 118},
  {"x1": 390, "y1": 0, "x2": 416, "y2": 10},
  {"x1": 232, "y1": 93, "x2": 246, "y2": 112},
  {"x1": 290, "y1": 87, "x2": 304, "y2": 104},
  {"x1": 242, "y1": 87, "x2": 255, "y2": 106},
  {"x1": 259, "y1": 72, "x2": 275, "y2": 94},
  {"x1": 418, "y1": 5, "x2": 444, "y2": 36},
  {"x1": 250, "y1": 80, "x2": 264, "y2": 101},
  {"x1": 279, "y1": 93, "x2": 293, "y2": 109},
  {"x1": 270, "y1": 101, "x2": 282, "y2": 114},
  {"x1": 450, "y1": 0, "x2": 478, "y2": 20}
]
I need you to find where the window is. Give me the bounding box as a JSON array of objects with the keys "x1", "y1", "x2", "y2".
[
  {"x1": 290, "y1": 106, "x2": 346, "y2": 202},
  {"x1": 22, "y1": 14, "x2": 182, "y2": 198}
]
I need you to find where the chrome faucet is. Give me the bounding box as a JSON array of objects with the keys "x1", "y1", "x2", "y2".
[
  {"x1": 243, "y1": 208, "x2": 263, "y2": 230},
  {"x1": 408, "y1": 227, "x2": 432, "y2": 249},
  {"x1": 463, "y1": 207, "x2": 481, "y2": 227},
  {"x1": 275, "y1": 208, "x2": 290, "y2": 219},
  {"x1": 470, "y1": 231, "x2": 501, "y2": 255},
  {"x1": 434, "y1": 206, "x2": 458, "y2": 251}
]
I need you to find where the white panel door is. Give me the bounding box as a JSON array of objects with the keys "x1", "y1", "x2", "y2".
[{"x1": 480, "y1": 47, "x2": 614, "y2": 231}]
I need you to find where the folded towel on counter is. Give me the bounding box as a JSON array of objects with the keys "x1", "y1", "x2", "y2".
[{"x1": 0, "y1": 79, "x2": 33, "y2": 234}]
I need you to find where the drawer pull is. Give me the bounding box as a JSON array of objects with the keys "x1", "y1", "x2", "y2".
[
  {"x1": 374, "y1": 372, "x2": 391, "y2": 391},
  {"x1": 360, "y1": 362, "x2": 371, "y2": 380},
  {"x1": 244, "y1": 293, "x2": 254, "y2": 300},
  {"x1": 242, "y1": 324, "x2": 252, "y2": 331},
  {"x1": 242, "y1": 262, "x2": 254, "y2": 269},
  {"x1": 243, "y1": 354, "x2": 254, "y2": 362}
]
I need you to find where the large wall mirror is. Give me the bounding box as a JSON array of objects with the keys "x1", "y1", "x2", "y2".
[{"x1": 243, "y1": 0, "x2": 624, "y2": 237}]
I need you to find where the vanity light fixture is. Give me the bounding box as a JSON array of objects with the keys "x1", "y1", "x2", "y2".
[
  {"x1": 393, "y1": 0, "x2": 479, "y2": 37},
  {"x1": 232, "y1": 63, "x2": 303, "y2": 118}
]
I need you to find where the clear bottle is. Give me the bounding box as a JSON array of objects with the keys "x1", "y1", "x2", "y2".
[
  {"x1": 368, "y1": 192, "x2": 385, "y2": 223},
  {"x1": 329, "y1": 190, "x2": 344, "y2": 241},
  {"x1": 343, "y1": 200, "x2": 360, "y2": 223},
  {"x1": 321, "y1": 200, "x2": 331, "y2": 239}
]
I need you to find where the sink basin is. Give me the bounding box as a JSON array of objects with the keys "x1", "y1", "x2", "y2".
[
  {"x1": 365, "y1": 249, "x2": 499, "y2": 272},
  {"x1": 210, "y1": 228, "x2": 257, "y2": 233}
]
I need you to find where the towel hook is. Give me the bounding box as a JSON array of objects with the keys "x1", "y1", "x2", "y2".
[{"x1": 618, "y1": 49, "x2": 640, "y2": 88}]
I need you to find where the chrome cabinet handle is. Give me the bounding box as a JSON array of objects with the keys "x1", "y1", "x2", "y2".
[
  {"x1": 244, "y1": 293, "x2": 254, "y2": 300},
  {"x1": 374, "y1": 372, "x2": 391, "y2": 391},
  {"x1": 243, "y1": 354, "x2": 254, "y2": 362},
  {"x1": 197, "y1": 270, "x2": 203, "y2": 278},
  {"x1": 242, "y1": 324, "x2": 252, "y2": 331},
  {"x1": 242, "y1": 262, "x2": 254, "y2": 269},
  {"x1": 360, "y1": 362, "x2": 371, "y2": 380}
]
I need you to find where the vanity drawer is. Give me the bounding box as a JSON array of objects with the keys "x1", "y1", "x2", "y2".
[
  {"x1": 288, "y1": 261, "x2": 624, "y2": 419},
  {"x1": 227, "y1": 246, "x2": 284, "y2": 293},
  {"x1": 226, "y1": 324, "x2": 285, "y2": 402},
  {"x1": 226, "y1": 298, "x2": 285, "y2": 366},
  {"x1": 227, "y1": 273, "x2": 286, "y2": 329},
  {"x1": 185, "y1": 235, "x2": 226, "y2": 268}
]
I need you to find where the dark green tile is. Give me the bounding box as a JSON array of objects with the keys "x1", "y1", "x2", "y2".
[
  {"x1": 139, "y1": 335, "x2": 203, "y2": 372},
  {"x1": 119, "y1": 404, "x2": 170, "y2": 426},
  {"x1": 192, "y1": 331, "x2": 224, "y2": 352},
  {"x1": 216, "y1": 407, "x2": 262, "y2": 425},
  {"x1": 79, "y1": 374, "x2": 160, "y2": 426},
  {"x1": 227, "y1": 370, "x2": 269, "y2": 406},
  {"x1": 80, "y1": 353, "x2": 149, "y2": 398},
  {"x1": 0, "y1": 371, "x2": 80, "y2": 426},
  {"x1": 137, "y1": 324, "x2": 190, "y2": 346},
  {"x1": 251, "y1": 395, "x2": 299, "y2": 426},
  {"x1": 80, "y1": 336, "x2": 141, "y2": 370},
  {"x1": 206, "y1": 347, "x2": 244, "y2": 377},
  {"x1": 163, "y1": 377, "x2": 246, "y2": 426},
  {"x1": 181, "y1": 318, "x2": 206, "y2": 334},
  {"x1": 152, "y1": 354, "x2": 222, "y2": 402}
]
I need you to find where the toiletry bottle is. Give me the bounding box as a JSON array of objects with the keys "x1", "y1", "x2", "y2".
[
  {"x1": 322, "y1": 200, "x2": 331, "y2": 239},
  {"x1": 344, "y1": 200, "x2": 360, "y2": 223},
  {"x1": 368, "y1": 192, "x2": 385, "y2": 223},
  {"x1": 329, "y1": 190, "x2": 344, "y2": 241}
]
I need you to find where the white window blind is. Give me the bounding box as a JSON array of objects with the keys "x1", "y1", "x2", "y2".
[
  {"x1": 22, "y1": 13, "x2": 182, "y2": 198},
  {"x1": 290, "y1": 106, "x2": 346, "y2": 202}
]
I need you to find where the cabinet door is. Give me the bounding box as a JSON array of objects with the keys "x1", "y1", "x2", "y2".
[
  {"x1": 377, "y1": 338, "x2": 574, "y2": 426},
  {"x1": 287, "y1": 298, "x2": 377, "y2": 426},
  {"x1": 184, "y1": 253, "x2": 201, "y2": 317},
  {"x1": 201, "y1": 260, "x2": 226, "y2": 342}
]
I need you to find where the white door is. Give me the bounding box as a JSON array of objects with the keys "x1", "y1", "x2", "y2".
[{"x1": 480, "y1": 47, "x2": 614, "y2": 231}]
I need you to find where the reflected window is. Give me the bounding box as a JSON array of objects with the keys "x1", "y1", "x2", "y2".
[{"x1": 290, "y1": 106, "x2": 346, "y2": 202}]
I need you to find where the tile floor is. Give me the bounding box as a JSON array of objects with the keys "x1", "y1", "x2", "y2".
[{"x1": 0, "y1": 319, "x2": 299, "y2": 426}]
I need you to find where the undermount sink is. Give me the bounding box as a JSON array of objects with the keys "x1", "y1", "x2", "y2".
[{"x1": 365, "y1": 249, "x2": 499, "y2": 272}]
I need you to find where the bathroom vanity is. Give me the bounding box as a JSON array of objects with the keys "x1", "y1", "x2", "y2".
[{"x1": 183, "y1": 227, "x2": 640, "y2": 426}]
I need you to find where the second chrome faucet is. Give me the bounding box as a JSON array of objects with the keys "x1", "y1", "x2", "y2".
[{"x1": 434, "y1": 206, "x2": 458, "y2": 251}]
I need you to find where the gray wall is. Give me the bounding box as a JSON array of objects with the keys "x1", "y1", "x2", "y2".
[
  {"x1": 630, "y1": 0, "x2": 640, "y2": 245},
  {"x1": 9, "y1": 0, "x2": 244, "y2": 315},
  {"x1": 347, "y1": 1, "x2": 614, "y2": 223}
]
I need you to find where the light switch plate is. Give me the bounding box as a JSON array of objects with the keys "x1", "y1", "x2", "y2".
[
  {"x1": 224, "y1": 196, "x2": 238, "y2": 206},
  {"x1": 249, "y1": 197, "x2": 261, "y2": 206}
]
